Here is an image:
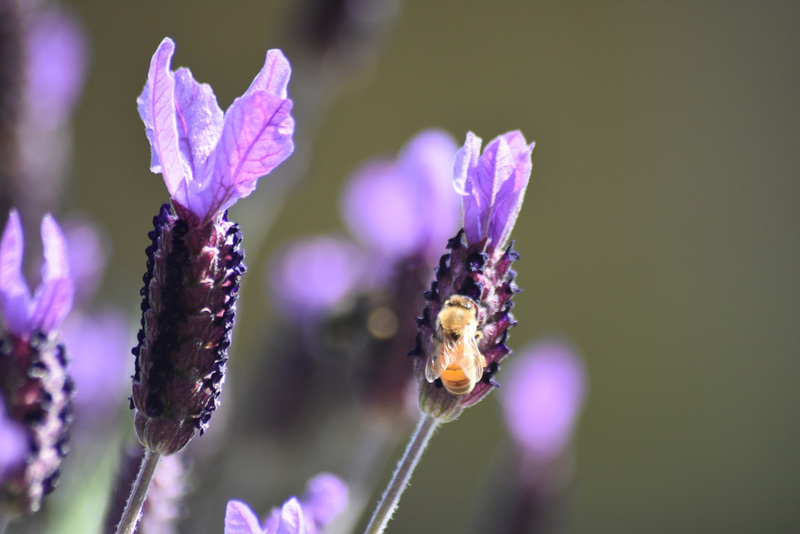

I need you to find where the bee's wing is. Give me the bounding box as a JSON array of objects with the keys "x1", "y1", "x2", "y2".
[
  {"x1": 425, "y1": 347, "x2": 442, "y2": 383},
  {"x1": 460, "y1": 334, "x2": 486, "y2": 384},
  {"x1": 425, "y1": 338, "x2": 458, "y2": 383}
]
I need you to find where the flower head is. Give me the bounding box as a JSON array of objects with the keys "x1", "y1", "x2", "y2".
[
  {"x1": 131, "y1": 205, "x2": 245, "y2": 455},
  {"x1": 411, "y1": 131, "x2": 533, "y2": 421},
  {"x1": 224, "y1": 473, "x2": 347, "y2": 534},
  {"x1": 0, "y1": 210, "x2": 74, "y2": 516},
  {"x1": 501, "y1": 340, "x2": 586, "y2": 461},
  {"x1": 269, "y1": 236, "x2": 367, "y2": 320},
  {"x1": 137, "y1": 37, "x2": 295, "y2": 223},
  {"x1": 132, "y1": 37, "x2": 295, "y2": 455},
  {"x1": 341, "y1": 129, "x2": 460, "y2": 262},
  {"x1": 0, "y1": 209, "x2": 73, "y2": 341}
]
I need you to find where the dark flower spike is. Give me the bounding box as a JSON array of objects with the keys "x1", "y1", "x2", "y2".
[
  {"x1": 130, "y1": 38, "x2": 295, "y2": 455},
  {"x1": 412, "y1": 131, "x2": 534, "y2": 421},
  {"x1": 0, "y1": 209, "x2": 74, "y2": 517}
]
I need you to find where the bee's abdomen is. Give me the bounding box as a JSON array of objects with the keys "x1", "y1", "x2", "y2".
[{"x1": 441, "y1": 366, "x2": 475, "y2": 395}]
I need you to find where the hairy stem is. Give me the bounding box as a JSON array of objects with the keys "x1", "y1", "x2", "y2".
[
  {"x1": 363, "y1": 413, "x2": 439, "y2": 534},
  {"x1": 115, "y1": 448, "x2": 161, "y2": 534}
]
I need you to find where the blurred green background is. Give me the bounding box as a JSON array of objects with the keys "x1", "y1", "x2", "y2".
[{"x1": 46, "y1": 0, "x2": 800, "y2": 532}]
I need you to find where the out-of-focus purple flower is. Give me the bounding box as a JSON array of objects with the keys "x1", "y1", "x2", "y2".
[
  {"x1": 224, "y1": 473, "x2": 347, "y2": 534},
  {"x1": 0, "y1": 397, "x2": 27, "y2": 486},
  {"x1": 0, "y1": 211, "x2": 74, "y2": 515},
  {"x1": 341, "y1": 129, "x2": 460, "y2": 262},
  {"x1": 0, "y1": 209, "x2": 73, "y2": 340},
  {"x1": 300, "y1": 472, "x2": 348, "y2": 529},
  {"x1": 261, "y1": 498, "x2": 309, "y2": 534},
  {"x1": 61, "y1": 309, "x2": 131, "y2": 423},
  {"x1": 137, "y1": 37, "x2": 295, "y2": 223},
  {"x1": 453, "y1": 130, "x2": 534, "y2": 251},
  {"x1": 501, "y1": 341, "x2": 586, "y2": 461},
  {"x1": 61, "y1": 215, "x2": 111, "y2": 306},
  {"x1": 24, "y1": 8, "x2": 88, "y2": 130},
  {"x1": 226, "y1": 498, "x2": 307, "y2": 534},
  {"x1": 269, "y1": 236, "x2": 367, "y2": 320}
]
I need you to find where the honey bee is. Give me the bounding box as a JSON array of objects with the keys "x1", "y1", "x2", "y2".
[{"x1": 425, "y1": 295, "x2": 486, "y2": 395}]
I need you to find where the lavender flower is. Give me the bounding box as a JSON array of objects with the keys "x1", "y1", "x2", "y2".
[
  {"x1": 0, "y1": 209, "x2": 74, "y2": 516},
  {"x1": 501, "y1": 340, "x2": 586, "y2": 463},
  {"x1": 341, "y1": 129, "x2": 459, "y2": 263},
  {"x1": 61, "y1": 309, "x2": 131, "y2": 426},
  {"x1": 61, "y1": 216, "x2": 110, "y2": 307},
  {"x1": 224, "y1": 473, "x2": 348, "y2": 534},
  {"x1": 14, "y1": 8, "x2": 88, "y2": 226},
  {"x1": 225, "y1": 499, "x2": 306, "y2": 534},
  {"x1": 23, "y1": 8, "x2": 88, "y2": 131},
  {"x1": 269, "y1": 236, "x2": 367, "y2": 320},
  {"x1": 411, "y1": 130, "x2": 534, "y2": 421},
  {"x1": 131, "y1": 37, "x2": 295, "y2": 455}
]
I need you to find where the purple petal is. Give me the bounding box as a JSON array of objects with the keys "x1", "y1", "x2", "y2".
[
  {"x1": 501, "y1": 340, "x2": 586, "y2": 460},
  {"x1": 301, "y1": 473, "x2": 348, "y2": 527},
  {"x1": 29, "y1": 214, "x2": 73, "y2": 333},
  {"x1": 0, "y1": 210, "x2": 33, "y2": 336},
  {"x1": 206, "y1": 91, "x2": 294, "y2": 217},
  {"x1": 173, "y1": 67, "x2": 224, "y2": 183},
  {"x1": 456, "y1": 131, "x2": 534, "y2": 248},
  {"x1": 479, "y1": 131, "x2": 533, "y2": 248},
  {"x1": 225, "y1": 500, "x2": 264, "y2": 534},
  {"x1": 453, "y1": 132, "x2": 484, "y2": 244},
  {"x1": 24, "y1": 8, "x2": 88, "y2": 130},
  {"x1": 246, "y1": 49, "x2": 291, "y2": 99},
  {"x1": 137, "y1": 38, "x2": 190, "y2": 205},
  {"x1": 275, "y1": 498, "x2": 308, "y2": 534}
]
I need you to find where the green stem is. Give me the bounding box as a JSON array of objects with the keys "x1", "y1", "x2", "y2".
[
  {"x1": 363, "y1": 414, "x2": 440, "y2": 534},
  {"x1": 114, "y1": 448, "x2": 161, "y2": 534}
]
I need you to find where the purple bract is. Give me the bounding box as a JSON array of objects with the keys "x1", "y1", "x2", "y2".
[
  {"x1": 0, "y1": 209, "x2": 73, "y2": 340},
  {"x1": 137, "y1": 37, "x2": 295, "y2": 222},
  {"x1": 454, "y1": 130, "x2": 534, "y2": 252}
]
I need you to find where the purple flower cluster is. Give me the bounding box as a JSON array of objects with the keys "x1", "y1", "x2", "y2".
[
  {"x1": 0, "y1": 210, "x2": 74, "y2": 516},
  {"x1": 131, "y1": 37, "x2": 296, "y2": 455},
  {"x1": 225, "y1": 473, "x2": 348, "y2": 534},
  {"x1": 270, "y1": 129, "x2": 459, "y2": 321},
  {"x1": 1, "y1": 17, "x2": 571, "y2": 533},
  {"x1": 412, "y1": 131, "x2": 535, "y2": 420},
  {"x1": 265, "y1": 130, "x2": 460, "y2": 420}
]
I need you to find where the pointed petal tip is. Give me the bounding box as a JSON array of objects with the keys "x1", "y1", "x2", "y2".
[{"x1": 224, "y1": 500, "x2": 263, "y2": 534}]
